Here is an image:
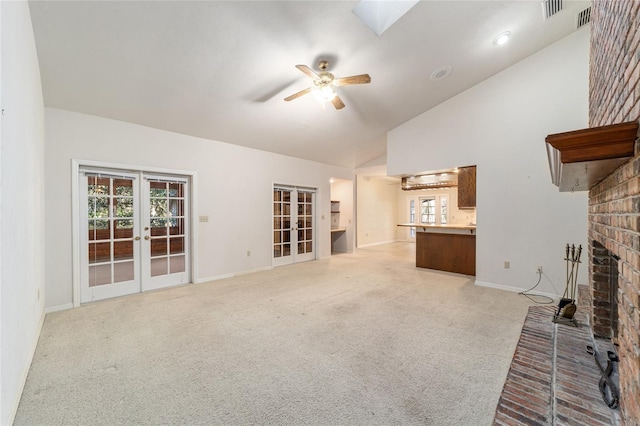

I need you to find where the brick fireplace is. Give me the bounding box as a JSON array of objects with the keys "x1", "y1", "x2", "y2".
[
  {"x1": 588, "y1": 1, "x2": 640, "y2": 423},
  {"x1": 589, "y1": 241, "x2": 620, "y2": 340}
]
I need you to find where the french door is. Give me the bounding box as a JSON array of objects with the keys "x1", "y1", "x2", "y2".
[
  {"x1": 79, "y1": 169, "x2": 190, "y2": 303},
  {"x1": 273, "y1": 186, "x2": 315, "y2": 266}
]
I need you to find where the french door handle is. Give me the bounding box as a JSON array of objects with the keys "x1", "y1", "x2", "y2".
[
  {"x1": 144, "y1": 236, "x2": 150, "y2": 240},
  {"x1": 134, "y1": 236, "x2": 141, "y2": 241}
]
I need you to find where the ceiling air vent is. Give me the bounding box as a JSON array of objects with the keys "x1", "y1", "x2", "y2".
[
  {"x1": 576, "y1": 7, "x2": 591, "y2": 29},
  {"x1": 542, "y1": 0, "x2": 563, "y2": 20}
]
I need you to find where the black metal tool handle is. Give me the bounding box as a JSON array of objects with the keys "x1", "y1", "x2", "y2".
[{"x1": 586, "y1": 345, "x2": 619, "y2": 409}]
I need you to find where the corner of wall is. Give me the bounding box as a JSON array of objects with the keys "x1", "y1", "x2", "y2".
[{"x1": 1, "y1": 1, "x2": 47, "y2": 424}]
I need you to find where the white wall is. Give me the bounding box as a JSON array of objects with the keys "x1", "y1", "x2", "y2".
[
  {"x1": 388, "y1": 29, "x2": 590, "y2": 296},
  {"x1": 356, "y1": 175, "x2": 400, "y2": 247},
  {"x1": 44, "y1": 108, "x2": 353, "y2": 309},
  {"x1": 1, "y1": 2, "x2": 46, "y2": 424}
]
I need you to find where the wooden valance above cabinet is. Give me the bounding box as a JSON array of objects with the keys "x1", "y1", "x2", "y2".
[{"x1": 545, "y1": 121, "x2": 638, "y2": 192}]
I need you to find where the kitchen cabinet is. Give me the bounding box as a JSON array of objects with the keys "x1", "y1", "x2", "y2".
[
  {"x1": 416, "y1": 231, "x2": 476, "y2": 276},
  {"x1": 457, "y1": 165, "x2": 476, "y2": 209}
]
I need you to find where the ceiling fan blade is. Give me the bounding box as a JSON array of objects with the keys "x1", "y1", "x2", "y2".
[
  {"x1": 295, "y1": 64, "x2": 320, "y2": 80},
  {"x1": 333, "y1": 74, "x2": 371, "y2": 86},
  {"x1": 284, "y1": 87, "x2": 312, "y2": 102},
  {"x1": 331, "y1": 95, "x2": 345, "y2": 110}
]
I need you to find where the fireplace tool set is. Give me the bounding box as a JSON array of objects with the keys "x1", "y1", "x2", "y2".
[{"x1": 553, "y1": 244, "x2": 582, "y2": 326}]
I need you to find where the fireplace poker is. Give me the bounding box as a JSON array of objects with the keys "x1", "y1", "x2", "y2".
[
  {"x1": 562, "y1": 244, "x2": 570, "y2": 299},
  {"x1": 572, "y1": 245, "x2": 582, "y2": 301}
]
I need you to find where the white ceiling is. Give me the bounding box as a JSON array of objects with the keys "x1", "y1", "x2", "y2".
[{"x1": 28, "y1": 0, "x2": 591, "y2": 169}]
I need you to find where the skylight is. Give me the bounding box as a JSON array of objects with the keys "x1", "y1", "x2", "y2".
[{"x1": 352, "y1": 0, "x2": 420, "y2": 36}]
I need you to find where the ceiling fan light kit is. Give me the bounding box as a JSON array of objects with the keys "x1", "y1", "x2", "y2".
[
  {"x1": 284, "y1": 61, "x2": 371, "y2": 110},
  {"x1": 312, "y1": 85, "x2": 337, "y2": 104}
]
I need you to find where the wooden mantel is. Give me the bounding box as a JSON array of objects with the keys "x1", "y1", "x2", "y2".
[{"x1": 546, "y1": 121, "x2": 638, "y2": 192}]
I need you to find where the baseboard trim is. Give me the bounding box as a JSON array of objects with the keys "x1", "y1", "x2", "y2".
[
  {"x1": 475, "y1": 280, "x2": 560, "y2": 300},
  {"x1": 45, "y1": 303, "x2": 74, "y2": 314},
  {"x1": 196, "y1": 265, "x2": 273, "y2": 284},
  {"x1": 357, "y1": 239, "x2": 399, "y2": 248}
]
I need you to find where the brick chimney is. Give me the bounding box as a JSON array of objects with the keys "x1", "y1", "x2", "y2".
[{"x1": 588, "y1": 1, "x2": 640, "y2": 423}]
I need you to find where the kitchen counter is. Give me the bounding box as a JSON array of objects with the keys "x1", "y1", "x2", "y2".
[
  {"x1": 398, "y1": 224, "x2": 476, "y2": 275},
  {"x1": 397, "y1": 223, "x2": 476, "y2": 235}
]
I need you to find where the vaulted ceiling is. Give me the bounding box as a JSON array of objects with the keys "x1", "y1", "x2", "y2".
[{"x1": 29, "y1": 0, "x2": 591, "y2": 168}]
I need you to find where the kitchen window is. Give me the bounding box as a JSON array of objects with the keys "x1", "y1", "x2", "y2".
[{"x1": 420, "y1": 195, "x2": 448, "y2": 225}]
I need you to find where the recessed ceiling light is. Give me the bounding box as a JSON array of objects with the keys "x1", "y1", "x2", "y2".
[
  {"x1": 430, "y1": 65, "x2": 453, "y2": 82},
  {"x1": 493, "y1": 31, "x2": 511, "y2": 46}
]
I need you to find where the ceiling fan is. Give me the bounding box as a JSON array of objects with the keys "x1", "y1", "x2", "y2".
[{"x1": 284, "y1": 61, "x2": 371, "y2": 110}]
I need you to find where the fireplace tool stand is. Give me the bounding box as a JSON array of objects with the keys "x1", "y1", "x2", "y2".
[{"x1": 553, "y1": 244, "x2": 582, "y2": 326}]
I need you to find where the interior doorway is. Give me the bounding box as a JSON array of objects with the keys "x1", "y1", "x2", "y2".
[{"x1": 330, "y1": 178, "x2": 354, "y2": 254}]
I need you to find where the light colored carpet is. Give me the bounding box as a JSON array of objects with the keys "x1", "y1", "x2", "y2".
[{"x1": 15, "y1": 242, "x2": 533, "y2": 425}]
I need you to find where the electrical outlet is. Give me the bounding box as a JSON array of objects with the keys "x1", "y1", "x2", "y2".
[
  {"x1": 536, "y1": 265, "x2": 542, "y2": 274},
  {"x1": 247, "y1": 250, "x2": 251, "y2": 257},
  {"x1": 504, "y1": 261, "x2": 510, "y2": 269}
]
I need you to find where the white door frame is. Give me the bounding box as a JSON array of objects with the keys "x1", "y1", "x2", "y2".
[{"x1": 71, "y1": 159, "x2": 198, "y2": 307}]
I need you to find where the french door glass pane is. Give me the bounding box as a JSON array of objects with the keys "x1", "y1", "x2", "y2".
[
  {"x1": 88, "y1": 242, "x2": 110, "y2": 264},
  {"x1": 170, "y1": 256, "x2": 185, "y2": 273},
  {"x1": 115, "y1": 198, "x2": 133, "y2": 217},
  {"x1": 170, "y1": 237, "x2": 184, "y2": 254},
  {"x1": 89, "y1": 264, "x2": 111, "y2": 287},
  {"x1": 113, "y1": 241, "x2": 133, "y2": 260},
  {"x1": 151, "y1": 239, "x2": 167, "y2": 256},
  {"x1": 88, "y1": 197, "x2": 109, "y2": 218},
  {"x1": 88, "y1": 179, "x2": 110, "y2": 196},
  {"x1": 114, "y1": 219, "x2": 134, "y2": 239},
  {"x1": 169, "y1": 219, "x2": 184, "y2": 235},
  {"x1": 151, "y1": 258, "x2": 168, "y2": 277},
  {"x1": 114, "y1": 261, "x2": 134, "y2": 283}
]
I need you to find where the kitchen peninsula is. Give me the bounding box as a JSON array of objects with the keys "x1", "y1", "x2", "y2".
[{"x1": 398, "y1": 224, "x2": 476, "y2": 276}]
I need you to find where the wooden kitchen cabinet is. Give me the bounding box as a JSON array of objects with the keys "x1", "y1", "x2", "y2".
[
  {"x1": 457, "y1": 165, "x2": 476, "y2": 209},
  {"x1": 416, "y1": 232, "x2": 476, "y2": 276}
]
